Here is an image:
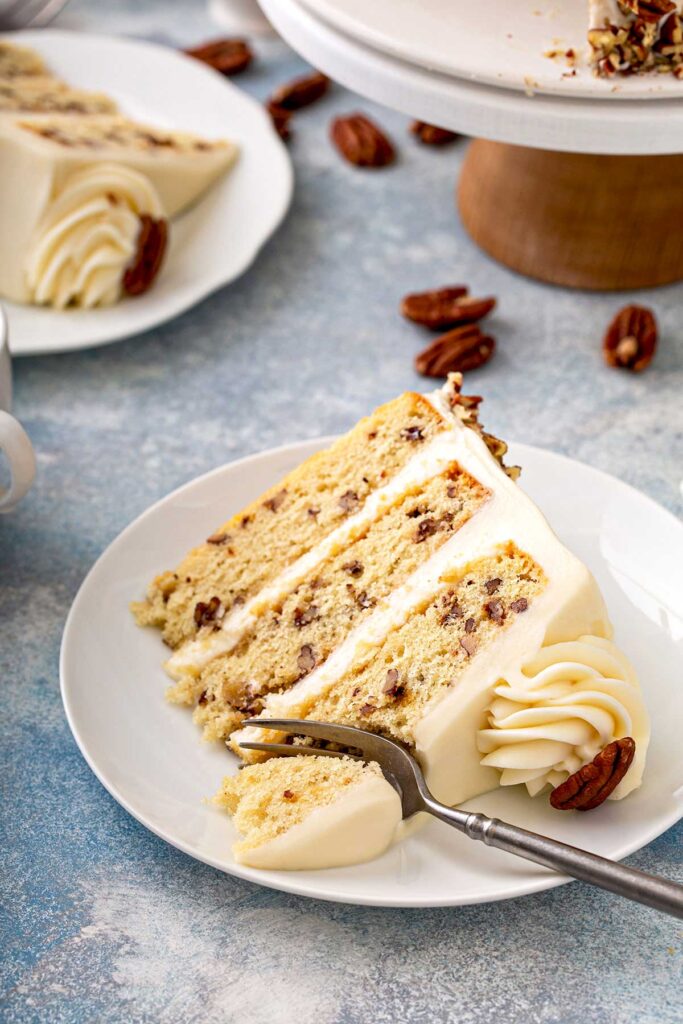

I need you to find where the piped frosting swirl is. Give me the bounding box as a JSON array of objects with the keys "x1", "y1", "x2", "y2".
[
  {"x1": 478, "y1": 635, "x2": 648, "y2": 800},
  {"x1": 25, "y1": 163, "x2": 164, "y2": 308}
]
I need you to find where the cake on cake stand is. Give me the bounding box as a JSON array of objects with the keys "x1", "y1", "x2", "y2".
[{"x1": 259, "y1": 0, "x2": 683, "y2": 290}]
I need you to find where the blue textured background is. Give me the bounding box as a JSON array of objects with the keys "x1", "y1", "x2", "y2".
[{"x1": 1, "y1": 1, "x2": 682, "y2": 1021}]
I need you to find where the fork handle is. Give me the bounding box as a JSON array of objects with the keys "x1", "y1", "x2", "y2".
[{"x1": 425, "y1": 801, "x2": 683, "y2": 919}]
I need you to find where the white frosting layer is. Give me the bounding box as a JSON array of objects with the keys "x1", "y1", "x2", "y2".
[
  {"x1": 477, "y1": 635, "x2": 649, "y2": 799},
  {"x1": 25, "y1": 163, "x2": 163, "y2": 309},
  {"x1": 233, "y1": 774, "x2": 402, "y2": 870}
]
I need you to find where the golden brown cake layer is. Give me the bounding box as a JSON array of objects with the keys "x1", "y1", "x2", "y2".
[
  {"x1": 186, "y1": 463, "x2": 490, "y2": 741},
  {"x1": 133, "y1": 392, "x2": 450, "y2": 649}
]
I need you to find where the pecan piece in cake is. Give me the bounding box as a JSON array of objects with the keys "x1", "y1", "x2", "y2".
[
  {"x1": 330, "y1": 114, "x2": 395, "y2": 167},
  {"x1": 484, "y1": 578, "x2": 502, "y2": 595},
  {"x1": 399, "y1": 425, "x2": 425, "y2": 442},
  {"x1": 460, "y1": 635, "x2": 477, "y2": 657},
  {"x1": 338, "y1": 490, "x2": 360, "y2": 514},
  {"x1": 184, "y1": 38, "x2": 253, "y2": 76},
  {"x1": 510, "y1": 597, "x2": 529, "y2": 614},
  {"x1": 382, "y1": 669, "x2": 404, "y2": 698},
  {"x1": 270, "y1": 71, "x2": 329, "y2": 110},
  {"x1": 293, "y1": 605, "x2": 320, "y2": 628},
  {"x1": 194, "y1": 596, "x2": 224, "y2": 628},
  {"x1": 484, "y1": 598, "x2": 505, "y2": 624},
  {"x1": 550, "y1": 738, "x2": 636, "y2": 811},
  {"x1": 401, "y1": 287, "x2": 495, "y2": 330},
  {"x1": 123, "y1": 215, "x2": 168, "y2": 297},
  {"x1": 416, "y1": 325, "x2": 495, "y2": 378},
  {"x1": 263, "y1": 489, "x2": 287, "y2": 512},
  {"x1": 603, "y1": 305, "x2": 657, "y2": 372},
  {"x1": 342, "y1": 560, "x2": 364, "y2": 578},
  {"x1": 297, "y1": 644, "x2": 317, "y2": 676},
  {"x1": 410, "y1": 121, "x2": 459, "y2": 146}
]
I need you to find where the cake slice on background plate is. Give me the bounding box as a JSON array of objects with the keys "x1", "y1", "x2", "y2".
[
  {"x1": 0, "y1": 114, "x2": 237, "y2": 308},
  {"x1": 0, "y1": 76, "x2": 119, "y2": 116},
  {"x1": 133, "y1": 375, "x2": 650, "y2": 870}
]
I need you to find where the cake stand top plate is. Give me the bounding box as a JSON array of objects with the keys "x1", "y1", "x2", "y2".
[
  {"x1": 261, "y1": 0, "x2": 683, "y2": 154},
  {"x1": 299, "y1": 0, "x2": 683, "y2": 100}
]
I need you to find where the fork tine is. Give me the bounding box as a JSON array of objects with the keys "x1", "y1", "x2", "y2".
[
  {"x1": 238, "y1": 741, "x2": 362, "y2": 760},
  {"x1": 241, "y1": 718, "x2": 392, "y2": 756}
]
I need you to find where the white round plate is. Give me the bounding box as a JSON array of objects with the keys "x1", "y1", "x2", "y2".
[
  {"x1": 299, "y1": 0, "x2": 683, "y2": 100},
  {"x1": 3, "y1": 30, "x2": 293, "y2": 356},
  {"x1": 260, "y1": 0, "x2": 683, "y2": 154},
  {"x1": 61, "y1": 439, "x2": 683, "y2": 907}
]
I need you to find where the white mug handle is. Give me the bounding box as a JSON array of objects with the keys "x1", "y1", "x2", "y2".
[{"x1": 0, "y1": 409, "x2": 36, "y2": 513}]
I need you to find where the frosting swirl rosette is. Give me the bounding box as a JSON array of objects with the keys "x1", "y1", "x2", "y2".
[
  {"x1": 25, "y1": 163, "x2": 165, "y2": 309},
  {"x1": 478, "y1": 636, "x2": 648, "y2": 800}
]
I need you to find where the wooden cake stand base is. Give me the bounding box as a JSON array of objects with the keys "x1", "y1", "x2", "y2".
[{"x1": 458, "y1": 141, "x2": 683, "y2": 290}]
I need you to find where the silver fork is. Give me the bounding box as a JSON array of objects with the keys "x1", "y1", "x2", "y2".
[{"x1": 241, "y1": 719, "x2": 683, "y2": 919}]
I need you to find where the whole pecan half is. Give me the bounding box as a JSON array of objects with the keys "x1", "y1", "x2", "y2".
[
  {"x1": 603, "y1": 304, "x2": 657, "y2": 372},
  {"x1": 330, "y1": 114, "x2": 395, "y2": 167},
  {"x1": 410, "y1": 121, "x2": 459, "y2": 146},
  {"x1": 550, "y1": 737, "x2": 636, "y2": 811},
  {"x1": 270, "y1": 71, "x2": 329, "y2": 110},
  {"x1": 184, "y1": 38, "x2": 253, "y2": 76},
  {"x1": 401, "y1": 286, "x2": 496, "y2": 330},
  {"x1": 123, "y1": 215, "x2": 168, "y2": 297},
  {"x1": 266, "y1": 100, "x2": 292, "y2": 140},
  {"x1": 415, "y1": 324, "x2": 495, "y2": 377}
]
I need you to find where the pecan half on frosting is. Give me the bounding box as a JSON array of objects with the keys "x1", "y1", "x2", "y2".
[
  {"x1": 415, "y1": 324, "x2": 495, "y2": 377},
  {"x1": 401, "y1": 286, "x2": 496, "y2": 330},
  {"x1": 550, "y1": 737, "x2": 636, "y2": 811},
  {"x1": 184, "y1": 38, "x2": 253, "y2": 76},
  {"x1": 603, "y1": 304, "x2": 657, "y2": 372},
  {"x1": 330, "y1": 114, "x2": 395, "y2": 168},
  {"x1": 123, "y1": 215, "x2": 168, "y2": 297}
]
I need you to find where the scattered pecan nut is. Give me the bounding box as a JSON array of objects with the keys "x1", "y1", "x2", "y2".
[
  {"x1": 410, "y1": 121, "x2": 458, "y2": 146},
  {"x1": 401, "y1": 287, "x2": 496, "y2": 330},
  {"x1": 123, "y1": 215, "x2": 168, "y2": 297},
  {"x1": 550, "y1": 737, "x2": 636, "y2": 811},
  {"x1": 266, "y1": 100, "x2": 292, "y2": 141},
  {"x1": 603, "y1": 304, "x2": 657, "y2": 372},
  {"x1": 330, "y1": 113, "x2": 395, "y2": 168},
  {"x1": 415, "y1": 324, "x2": 495, "y2": 378},
  {"x1": 270, "y1": 70, "x2": 329, "y2": 110},
  {"x1": 184, "y1": 38, "x2": 253, "y2": 76}
]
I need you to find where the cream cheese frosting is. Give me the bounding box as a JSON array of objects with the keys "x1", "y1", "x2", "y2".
[
  {"x1": 478, "y1": 636, "x2": 648, "y2": 799},
  {"x1": 25, "y1": 164, "x2": 163, "y2": 309},
  {"x1": 231, "y1": 774, "x2": 402, "y2": 870}
]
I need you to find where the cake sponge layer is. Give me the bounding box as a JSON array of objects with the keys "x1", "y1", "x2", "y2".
[
  {"x1": 239, "y1": 544, "x2": 546, "y2": 759},
  {"x1": 134, "y1": 392, "x2": 450, "y2": 649},
  {"x1": 186, "y1": 462, "x2": 489, "y2": 741}
]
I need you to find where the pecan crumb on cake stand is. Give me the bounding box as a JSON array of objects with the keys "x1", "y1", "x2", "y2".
[{"x1": 258, "y1": 0, "x2": 683, "y2": 291}]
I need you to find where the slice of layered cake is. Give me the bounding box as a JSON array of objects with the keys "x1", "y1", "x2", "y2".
[
  {"x1": 0, "y1": 114, "x2": 236, "y2": 308},
  {"x1": 133, "y1": 375, "x2": 649, "y2": 869},
  {"x1": 0, "y1": 77, "x2": 118, "y2": 116},
  {"x1": 589, "y1": 0, "x2": 683, "y2": 76}
]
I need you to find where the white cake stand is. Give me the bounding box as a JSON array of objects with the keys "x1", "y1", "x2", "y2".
[{"x1": 259, "y1": 0, "x2": 683, "y2": 289}]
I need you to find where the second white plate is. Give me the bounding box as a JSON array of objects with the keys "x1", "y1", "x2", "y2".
[
  {"x1": 60, "y1": 438, "x2": 683, "y2": 907},
  {"x1": 4, "y1": 30, "x2": 293, "y2": 356}
]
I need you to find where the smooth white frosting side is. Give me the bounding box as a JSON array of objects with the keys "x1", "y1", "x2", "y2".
[
  {"x1": 232, "y1": 774, "x2": 402, "y2": 870},
  {"x1": 477, "y1": 636, "x2": 649, "y2": 799},
  {"x1": 25, "y1": 163, "x2": 163, "y2": 309}
]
